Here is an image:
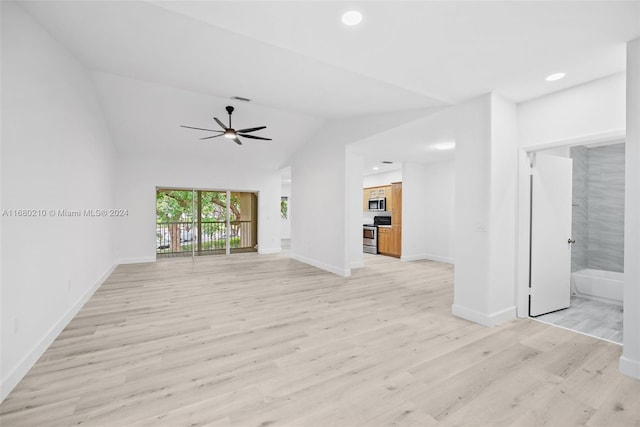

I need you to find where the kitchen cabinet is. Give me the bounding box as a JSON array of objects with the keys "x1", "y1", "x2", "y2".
[
  {"x1": 363, "y1": 185, "x2": 392, "y2": 212},
  {"x1": 390, "y1": 182, "x2": 402, "y2": 257},
  {"x1": 385, "y1": 186, "x2": 393, "y2": 212},
  {"x1": 391, "y1": 182, "x2": 402, "y2": 226},
  {"x1": 391, "y1": 226, "x2": 402, "y2": 257},
  {"x1": 377, "y1": 227, "x2": 393, "y2": 255},
  {"x1": 363, "y1": 182, "x2": 401, "y2": 257}
]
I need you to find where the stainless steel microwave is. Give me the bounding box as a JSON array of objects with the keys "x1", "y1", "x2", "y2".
[{"x1": 368, "y1": 198, "x2": 386, "y2": 211}]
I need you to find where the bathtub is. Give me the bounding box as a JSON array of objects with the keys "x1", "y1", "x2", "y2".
[{"x1": 571, "y1": 268, "x2": 624, "y2": 305}]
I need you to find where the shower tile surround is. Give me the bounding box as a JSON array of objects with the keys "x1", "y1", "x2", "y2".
[
  {"x1": 570, "y1": 143, "x2": 625, "y2": 273},
  {"x1": 571, "y1": 146, "x2": 589, "y2": 272}
]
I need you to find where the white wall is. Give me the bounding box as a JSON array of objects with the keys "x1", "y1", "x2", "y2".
[
  {"x1": 621, "y1": 38, "x2": 640, "y2": 380},
  {"x1": 402, "y1": 163, "x2": 429, "y2": 261},
  {"x1": 116, "y1": 157, "x2": 282, "y2": 264},
  {"x1": 518, "y1": 73, "x2": 625, "y2": 149},
  {"x1": 516, "y1": 74, "x2": 627, "y2": 317},
  {"x1": 363, "y1": 170, "x2": 402, "y2": 188},
  {"x1": 289, "y1": 110, "x2": 431, "y2": 276},
  {"x1": 290, "y1": 128, "x2": 348, "y2": 275},
  {"x1": 452, "y1": 93, "x2": 517, "y2": 326},
  {"x1": 346, "y1": 147, "x2": 364, "y2": 269},
  {"x1": 453, "y1": 95, "x2": 492, "y2": 321},
  {"x1": 1, "y1": 3, "x2": 117, "y2": 400},
  {"x1": 488, "y1": 94, "x2": 518, "y2": 316},
  {"x1": 421, "y1": 161, "x2": 455, "y2": 263},
  {"x1": 363, "y1": 161, "x2": 455, "y2": 265}
]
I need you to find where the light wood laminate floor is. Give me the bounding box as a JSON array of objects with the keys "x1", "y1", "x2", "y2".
[{"x1": 1, "y1": 253, "x2": 639, "y2": 426}]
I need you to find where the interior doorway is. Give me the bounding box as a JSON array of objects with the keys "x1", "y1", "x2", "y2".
[
  {"x1": 526, "y1": 142, "x2": 625, "y2": 344},
  {"x1": 156, "y1": 188, "x2": 258, "y2": 258},
  {"x1": 529, "y1": 152, "x2": 573, "y2": 317}
]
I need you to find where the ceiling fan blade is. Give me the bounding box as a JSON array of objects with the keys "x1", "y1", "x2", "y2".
[
  {"x1": 181, "y1": 125, "x2": 223, "y2": 132},
  {"x1": 214, "y1": 117, "x2": 228, "y2": 130},
  {"x1": 200, "y1": 134, "x2": 224, "y2": 140},
  {"x1": 236, "y1": 126, "x2": 266, "y2": 133},
  {"x1": 238, "y1": 133, "x2": 272, "y2": 141},
  {"x1": 233, "y1": 137, "x2": 243, "y2": 145}
]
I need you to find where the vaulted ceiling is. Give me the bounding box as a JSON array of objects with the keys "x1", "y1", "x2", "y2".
[{"x1": 17, "y1": 1, "x2": 640, "y2": 169}]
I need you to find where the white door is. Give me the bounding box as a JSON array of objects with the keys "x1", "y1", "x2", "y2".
[{"x1": 530, "y1": 153, "x2": 573, "y2": 317}]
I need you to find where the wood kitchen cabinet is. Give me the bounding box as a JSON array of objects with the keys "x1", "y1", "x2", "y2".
[
  {"x1": 389, "y1": 182, "x2": 402, "y2": 257},
  {"x1": 363, "y1": 185, "x2": 392, "y2": 212},
  {"x1": 384, "y1": 186, "x2": 392, "y2": 211},
  {"x1": 391, "y1": 226, "x2": 402, "y2": 257},
  {"x1": 391, "y1": 182, "x2": 402, "y2": 226},
  {"x1": 377, "y1": 227, "x2": 393, "y2": 255},
  {"x1": 364, "y1": 182, "x2": 402, "y2": 257}
]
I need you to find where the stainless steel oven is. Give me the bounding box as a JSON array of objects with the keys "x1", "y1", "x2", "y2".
[{"x1": 363, "y1": 225, "x2": 377, "y2": 254}]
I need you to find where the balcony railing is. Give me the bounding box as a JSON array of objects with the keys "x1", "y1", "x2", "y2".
[{"x1": 156, "y1": 220, "x2": 255, "y2": 257}]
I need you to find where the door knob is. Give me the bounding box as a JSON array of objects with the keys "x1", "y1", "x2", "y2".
[{"x1": 568, "y1": 238, "x2": 576, "y2": 244}]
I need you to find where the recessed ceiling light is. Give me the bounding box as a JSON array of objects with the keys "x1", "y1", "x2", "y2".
[
  {"x1": 429, "y1": 141, "x2": 456, "y2": 151},
  {"x1": 372, "y1": 166, "x2": 380, "y2": 171},
  {"x1": 342, "y1": 10, "x2": 363, "y2": 26},
  {"x1": 545, "y1": 72, "x2": 566, "y2": 82}
]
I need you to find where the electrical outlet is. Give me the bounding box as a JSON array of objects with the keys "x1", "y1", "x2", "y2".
[{"x1": 13, "y1": 317, "x2": 19, "y2": 335}]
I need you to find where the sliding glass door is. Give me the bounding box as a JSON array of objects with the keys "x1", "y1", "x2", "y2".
[
  {"x1": 229, "y1": 191, "x2": 258, "y2": 254},
  {"x1": 156, "y1": 188, "x2": 258, "y2": 258}
]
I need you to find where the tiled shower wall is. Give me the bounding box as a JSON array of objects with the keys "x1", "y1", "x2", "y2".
[
  {"x1": 570, "y1": 143, "x2": 625, "y2": 273},
  {"x1": 571, "y1": 146, "x2": 588, "y2": 272}
]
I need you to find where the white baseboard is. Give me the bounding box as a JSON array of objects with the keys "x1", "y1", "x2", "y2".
[
  {"x1": 619, "y1": 355, "x2": 640, "y2": 380},
  {"x1": 424, "y1": 254, "x2": 454, "y2": 264},
  {"x1": 400, "y1": 253, "x2": 454, "y2": 264},
  {"x1": 117, "y1": 256, "x2": 155, "y2": 264},
  {"x1": 258, "y1": 247, "x2": 282, "y2": 255},
  {"x1": 452, "y1": 304, "x2": 516, "y2": 327},
  {"x1": 400, "y1": 253, "x2": 427, "y2": 262},
  {"x1": 350, "y1": 260, "x2": 364, "y2": 269},
  {"x1": 1, "y1": 263, "x2": 117, "y2": 402},
  {"x1": 290, "y1": 253, "x2": 351, "y2": 277}
]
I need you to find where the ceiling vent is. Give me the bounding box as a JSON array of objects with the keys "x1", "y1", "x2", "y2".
[
  {"x1": 382, "y1": 161, "x2": 394, "y2": 164},
  {"x1": 231, "y1": 96, "x2": 251, "y2": 102}
]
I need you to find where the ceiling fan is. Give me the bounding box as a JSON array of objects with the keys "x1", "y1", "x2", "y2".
[{"x1": 181, "y1": 106, "x2": 272, "y2": 145}]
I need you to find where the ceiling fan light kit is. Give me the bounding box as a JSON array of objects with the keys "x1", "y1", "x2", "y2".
[{"x1": 181, "y1": 105, "x2": 271, "y2": 146}]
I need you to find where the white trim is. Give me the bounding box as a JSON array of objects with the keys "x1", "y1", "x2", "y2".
[
  {"x1": 516, "y1": 130, "x2": 627, "y2": 320},
  {"x1": 452, "y1": 304, "x2": 516, "y2": 327},
  {"x1": 531, "y1": 317, "x2": 622, "y2": 347},
  {"x1": 401, "y1": 253, "x2": 454, "y2": 264},
  {"x1": 258, "y1": 247, "x2": 282, "y2": 255},
  {"x1": 619, "y1": 356, "x2": 640, "y2": 379},
  {"x1": 400, "y1": 253, "x2": 427, "y2": 262},
  {"x1": 290, "y1": 253, "x2": 351, "y2": 277},
  {"x1": 522, "y1": 129, "x2": 625, "y2": 153},
  {"x1": 0, "y1": 263, "x2": 117, "y2": 402},
  {"x1": 350, "y1": 260, "x2": 364, "y2": 269},
  {"x1": 516, "y1": 149, "x2": 532, "y2": 318},
  {"x1": 117, "y1": 256, "x2": 156, "y2": 264}
]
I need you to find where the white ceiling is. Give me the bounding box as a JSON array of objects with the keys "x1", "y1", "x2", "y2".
[
  {"x1": 352, "y1": 107, "x2": 457, "y2": 173},
  {"x1": 91, "y1": 72, "x2": 326, "y2": 170},
  {"x1": 15, "y1": 1, "x2": 640, "y2": 170},
  {"x1": 153, "y1": 0, "x2": 639, "y2": 104}
]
